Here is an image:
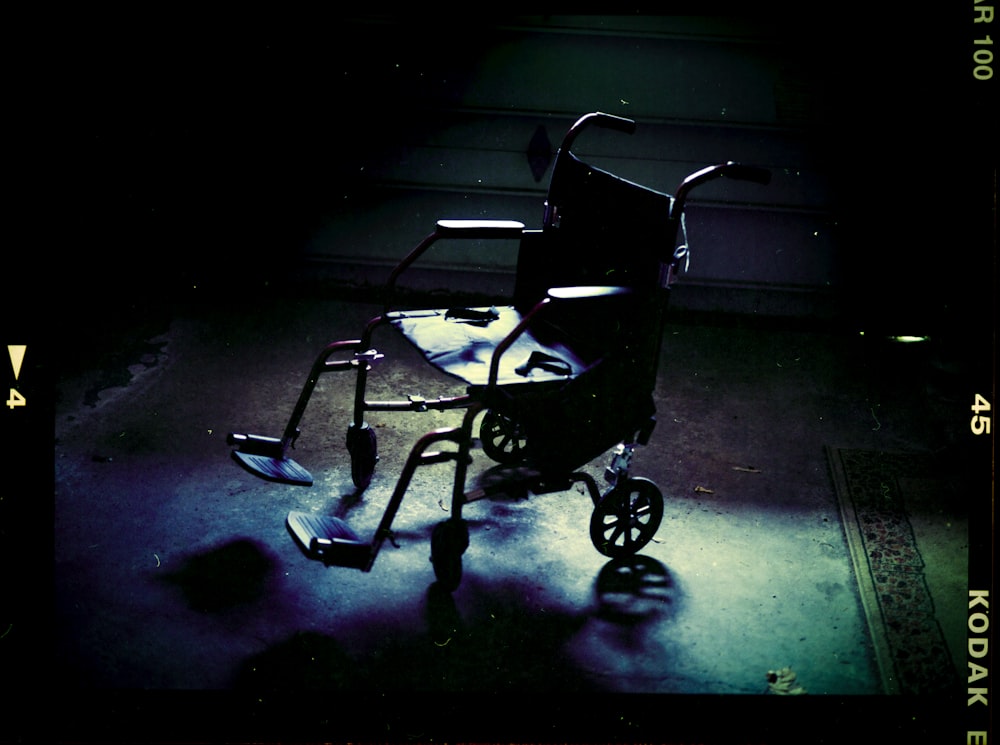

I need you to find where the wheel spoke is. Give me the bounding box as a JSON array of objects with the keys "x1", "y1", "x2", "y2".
[{"x1": 608, "y1": 522, "x2": 627, "y2": 548}]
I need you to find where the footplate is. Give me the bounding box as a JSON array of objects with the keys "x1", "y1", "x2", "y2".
[
  {"x1": 232, "y1": 451, "x2": 313, "y2": 486},
  {"x1": 286, "y1": 510, "x2": 371, "y2": 570},
  {"x1": 228, "y1": 432, "x2": 313, "y2": 486}
]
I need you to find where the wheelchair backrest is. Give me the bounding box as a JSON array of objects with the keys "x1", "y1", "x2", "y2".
[
  {"x1": 512, "y1": 148, "x2": 677, "y2": 394},
  {"x1": 513, "y1": 150, "x2": 677, "y2": 308}
]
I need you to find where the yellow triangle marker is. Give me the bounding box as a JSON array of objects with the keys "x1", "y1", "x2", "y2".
[{"x1": 8, "y1": 345, "x2": 25, "y2": 380}]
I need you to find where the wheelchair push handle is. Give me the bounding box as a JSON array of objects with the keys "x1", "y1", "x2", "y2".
[
  {"x1": 671, "y1": 161, "x2": 771, "y2": 216},
  {"x1": 561, "y1": 112, "x2": 636, "y2": 151},
  {"x1": 588, "y1": 112, "x2": 637, "y2": 134}
]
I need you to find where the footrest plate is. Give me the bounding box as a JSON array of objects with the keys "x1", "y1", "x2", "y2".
[
  {"x1": 286, "y1": 511, "x2": 371, "y2": 570},
  {"x1": 233, "y1": 451, "x2": 313, "y2": 486}
]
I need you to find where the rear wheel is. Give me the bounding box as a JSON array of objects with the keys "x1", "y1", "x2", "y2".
[
  {"x1": 590, "y1": 477, "x2": 664, "y2": 558},
  {"x1": 480, "y1": 409, "x2": 527, "y2": 464}
]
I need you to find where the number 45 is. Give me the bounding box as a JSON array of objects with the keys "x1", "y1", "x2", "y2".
[{"x1": 971, "y1": 394, "x2": 991, "y2": 435}]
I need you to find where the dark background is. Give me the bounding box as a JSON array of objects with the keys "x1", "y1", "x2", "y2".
[{"x1": 44, "y1": 12, "x2": 995, "y2": 343}]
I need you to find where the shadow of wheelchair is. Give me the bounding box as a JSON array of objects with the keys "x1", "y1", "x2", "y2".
[{"x1": 593, "y1": 554, "x2": 679, "y2": 624}]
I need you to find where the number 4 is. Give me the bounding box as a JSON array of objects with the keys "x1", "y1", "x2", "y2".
[
  {"x1": 971, "y1": 393, "x2": 991, "y2": 435},
  {"x1": 6, "y1": 388, "x2": 25, "y2": 410}
]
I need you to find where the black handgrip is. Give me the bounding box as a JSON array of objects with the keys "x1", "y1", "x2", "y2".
[
  {"x1": 722, "y1": 163, "x2": 771, "y2": 185},
  {"x1": 672, "y1": 162, "x2": 772, "y2": 216}
]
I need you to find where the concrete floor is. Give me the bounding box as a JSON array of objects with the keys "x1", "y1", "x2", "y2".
[{"x1": 38, "y1": 283, "x2": 985, "y2": 742}]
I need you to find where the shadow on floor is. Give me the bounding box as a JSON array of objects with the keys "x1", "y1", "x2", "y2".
[
  {"x1": 228, "y1": 555, "x2": 679, "y2": 694},
  {"x1": 158, "y1": 538, "x2": 280, "y2": 614}
]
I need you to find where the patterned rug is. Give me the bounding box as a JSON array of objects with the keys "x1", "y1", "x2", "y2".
[{"x1": 826, "y1": 447, "x2": 964, "y2": 696}]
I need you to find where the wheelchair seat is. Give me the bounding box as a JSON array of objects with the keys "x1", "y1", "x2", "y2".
[{"x1": 387, "y1": 304, "x2": 590, "y2": 387}]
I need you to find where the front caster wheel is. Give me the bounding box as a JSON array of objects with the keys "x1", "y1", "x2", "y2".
[
  {"x1": 346, "y1": 422, "x2": 378, "y2": 490},
  {"x1": 590, "y1": 477, "x2": 664, "y2": 558},
  {"x1": 431, "y1": 519, "x2": 469, "y2": 592}
]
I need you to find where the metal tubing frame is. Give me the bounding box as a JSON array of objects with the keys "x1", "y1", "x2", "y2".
[
  {"x1": 383, "y1": 220, "x2": 524, "y2": 316},
  {"x1": 279, "y1": 339, "x2": 363, "y2": 450},
  {"x1": 361, "y1": 399, "x2": 486, "y2": 570},
  {"x1": 361, "y1": 402, "x2": 605, "y2": 571},
  {"x1": 336, "y1": 370, "x2": 611, "y2": 573},
  {"x1": 363, "y1": 427, "x2": 461, "y2": 570},
  {"x1": 263, "y1": 308, "x2": 478, "y2": 469},
  {"x1": 353, "y1": 314, "x2": 474, "y2": 425}
]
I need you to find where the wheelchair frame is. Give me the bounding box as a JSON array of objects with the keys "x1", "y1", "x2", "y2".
[{"x1": 228, "y1": 112, "x2": 769, "y2": 591}]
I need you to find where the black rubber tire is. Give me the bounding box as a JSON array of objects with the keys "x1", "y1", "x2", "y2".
[
  {"x1": 480, "y1": 409, "x2": 527, "y2": 464},
  {"x1": 430, "y1": 519, "x2": 469, "y2": 592},
  {"x1": 346, "y1": 423, "x2": 378, "y2": 490},
  {"x1": 590, "y1": 477, "x2": 664, "y2": 558}
]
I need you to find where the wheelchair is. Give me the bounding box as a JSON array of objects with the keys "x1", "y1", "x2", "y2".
[{"x1": 228, "y1": 112, "x2": 769, "y2": 591}]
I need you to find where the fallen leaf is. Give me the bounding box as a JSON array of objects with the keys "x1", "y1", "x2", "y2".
[
  {"x1": 732, "y1": 466, "x2": 762, "y2": 473},
  {"x1": 766, "y1": 666, "x2": 807, "y2": 695},
  {"x1": 694, "y1": 485, "x2": 714, "y2": 494}
]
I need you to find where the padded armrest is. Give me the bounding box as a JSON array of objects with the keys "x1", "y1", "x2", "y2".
[
  {"x1": 486, "y1": 285, "x2": 634, "y2": 388},
  {"x1": 547, "y1": 286, "x2": 633, "y2": 301},
  {"x1": 384, "y1": 220, "x2": 525, "y2": 313},
  {"x1": 436, "y1": 220, "x2": 525, "y2": 238}
]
